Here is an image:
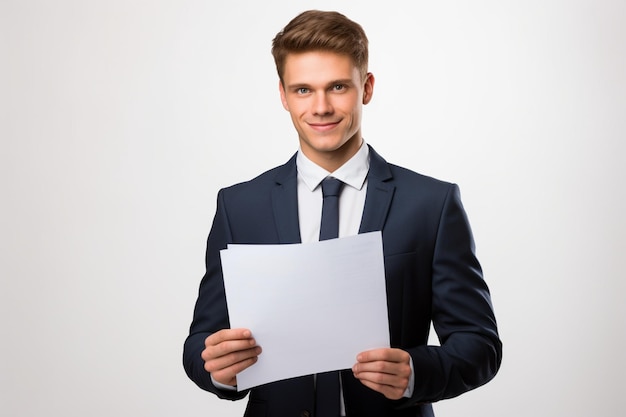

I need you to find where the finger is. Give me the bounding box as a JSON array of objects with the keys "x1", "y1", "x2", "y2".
[
  {"x1": 352, "y1": 369, "x2": 409, "y2": 388},
  {"x1": 357, "y1": 378, "x2": 407, "y2": 400},
  {"x1": 205, "y1": 328, "x2": 253, "y2": 347},
  {"x1": 202, "y1": 338, "x2": 258, "y2": 361},
  {"x1": 357, "y1": 348, "x2": 409, "y2": 364},
  {"x1": 353, "y1": 352, "x2": 410, "y2": 377},
  {"x1": 209, "y1": 354, "x2": 260, "y2": 387},
  {"x1": 204, "y1": 345, "x2": 262, "y2": 372}
]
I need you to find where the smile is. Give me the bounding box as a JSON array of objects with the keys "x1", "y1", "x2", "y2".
[{"x1": 308, "y1": 121, "x2": 340, "y2": 132}]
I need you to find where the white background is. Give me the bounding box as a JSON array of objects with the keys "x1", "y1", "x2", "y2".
[{"x1": 1, "y1": 1, "x2": 624, "y2": 416}]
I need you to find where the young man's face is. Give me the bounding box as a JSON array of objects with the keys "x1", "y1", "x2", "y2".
[{"x1": 279, "y1": 51, "x2": 374, "y2": 172}]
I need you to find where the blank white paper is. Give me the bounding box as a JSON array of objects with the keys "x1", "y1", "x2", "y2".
[{"x1": 220, "y1": 231, "x2": 390, "y2": 391}]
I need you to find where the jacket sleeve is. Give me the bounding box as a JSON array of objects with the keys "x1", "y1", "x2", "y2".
[
  {"x1": 405, "y1": 184, "x2": 502, "y2": 404},
  {"x1": 182, "y1": 189, "x2": 249, "y2": 400}
]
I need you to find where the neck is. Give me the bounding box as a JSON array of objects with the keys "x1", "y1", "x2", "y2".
[{"x1": 302, "y1": 135, "x2": 363, "y2": 173}]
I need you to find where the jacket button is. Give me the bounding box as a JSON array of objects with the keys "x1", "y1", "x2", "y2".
[{"x1": 300, "y1": 411, "x2": 310, "y2": 417}]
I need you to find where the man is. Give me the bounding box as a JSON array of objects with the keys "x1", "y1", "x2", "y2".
[{"x1": 183, "y1": 10, "x2": 502, "y2": 417}]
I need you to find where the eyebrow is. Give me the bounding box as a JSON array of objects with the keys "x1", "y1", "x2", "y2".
[{"x1": 286, "y1": 79, "x2": 355, "y2": 90}]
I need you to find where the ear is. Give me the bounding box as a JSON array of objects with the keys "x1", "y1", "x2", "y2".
[
  {"x1": 362, "y1": 72, "x2": 375, "y2": 105},
  {"x1": 279, "y1": 80, "x2": 290, "y2": 111}
]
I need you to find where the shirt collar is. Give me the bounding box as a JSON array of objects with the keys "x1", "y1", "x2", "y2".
[{"x1": 296, "y1": 141, "x2": 370, "y2": 192}]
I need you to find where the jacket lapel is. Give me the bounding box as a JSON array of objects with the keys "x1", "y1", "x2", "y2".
[
  {"x1": 270, "y1": 146, "x2": 394, "y2": 241},
  {"x1": 271, "y1": 153, "x2": 302, "y2": 244},
  {"x1": 359, "y1": 146, "x2": 395, "y2": 234}
]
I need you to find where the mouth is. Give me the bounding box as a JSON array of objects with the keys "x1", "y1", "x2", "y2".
[{"x1": 307, "y1": 121, "x2": 340, "y2": 132}]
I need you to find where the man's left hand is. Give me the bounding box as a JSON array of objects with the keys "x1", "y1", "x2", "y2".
[{"x1": 352, "y1": 348, "x2": 411, "y2": 400}]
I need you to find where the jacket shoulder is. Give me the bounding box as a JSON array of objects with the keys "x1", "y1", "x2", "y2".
[
  {"x1": 217, "y1": 154, "x2": 296, "y2": 206},
  {"x1": 368, "y1": 145, "x2": 455, "y2": 195},
  {"x1": 386, "y1": 163, "x2": 457, "y2": 202}
]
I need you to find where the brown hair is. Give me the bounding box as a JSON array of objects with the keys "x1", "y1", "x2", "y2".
[{"x1": 271, "y1": 10, "x2": 369, "y2": 83}]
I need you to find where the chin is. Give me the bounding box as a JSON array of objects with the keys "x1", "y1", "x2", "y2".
[{"x1": 313, "y1": 141, "x2": 349, "y2": 153}]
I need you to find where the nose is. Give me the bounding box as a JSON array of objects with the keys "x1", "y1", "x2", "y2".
[{"x1": 312, "y1": 92, "x2": 333, "y2": 116}]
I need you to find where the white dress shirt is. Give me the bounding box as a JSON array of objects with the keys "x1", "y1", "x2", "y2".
[{"x1": 296, "y1": 141, "x2": 370, "y2": 243}]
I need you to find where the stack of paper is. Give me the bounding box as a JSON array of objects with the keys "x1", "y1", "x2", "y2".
[{"x1": 220, "y1": 231, "x2": 390, "y2": 390}]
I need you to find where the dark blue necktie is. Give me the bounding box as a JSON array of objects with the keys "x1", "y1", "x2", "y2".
[
  {"x1": 319, "y1": 177, "x2": 344, "y2": 241},
  {"x1": 316, "y1": 177, "x2": 344, "y2": 416}
]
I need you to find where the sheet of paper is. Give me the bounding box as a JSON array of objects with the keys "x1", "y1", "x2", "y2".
[{"x1": 220, "y1": 231, "x2": 390, "y2": 391}]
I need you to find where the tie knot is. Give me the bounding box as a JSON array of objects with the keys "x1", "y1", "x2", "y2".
[{"x1": 321, "y1": 177, "x2": 344, "y2": 198}]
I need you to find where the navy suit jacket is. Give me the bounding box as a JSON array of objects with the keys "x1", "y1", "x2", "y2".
[{"x1": 183, "y1": 146, "x2": 502, "y2": 417}]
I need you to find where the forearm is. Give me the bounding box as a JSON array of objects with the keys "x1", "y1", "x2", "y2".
[{"x1": 405, "y1": 332, "x2": 502, "y2": 403}]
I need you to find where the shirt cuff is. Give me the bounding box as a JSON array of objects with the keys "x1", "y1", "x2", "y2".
[
  {"x1": 402, "y1": 356, "x2": 415, "y2": 398},
  {"x1": 211, "y1": 375, "x2": 237, "y2": 391}
]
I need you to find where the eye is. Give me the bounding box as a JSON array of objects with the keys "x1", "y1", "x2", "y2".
[
  {"x1": 296, "y1": 87, "x2": 310, "y2": 94},
  {"x1": 332, "y1": 84, "x2": 345, "y2": 91}
]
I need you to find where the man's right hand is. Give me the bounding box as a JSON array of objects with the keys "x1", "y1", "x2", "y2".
[{"x1": 201, "y1": 328, "x2": 261, "y2": 387}]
